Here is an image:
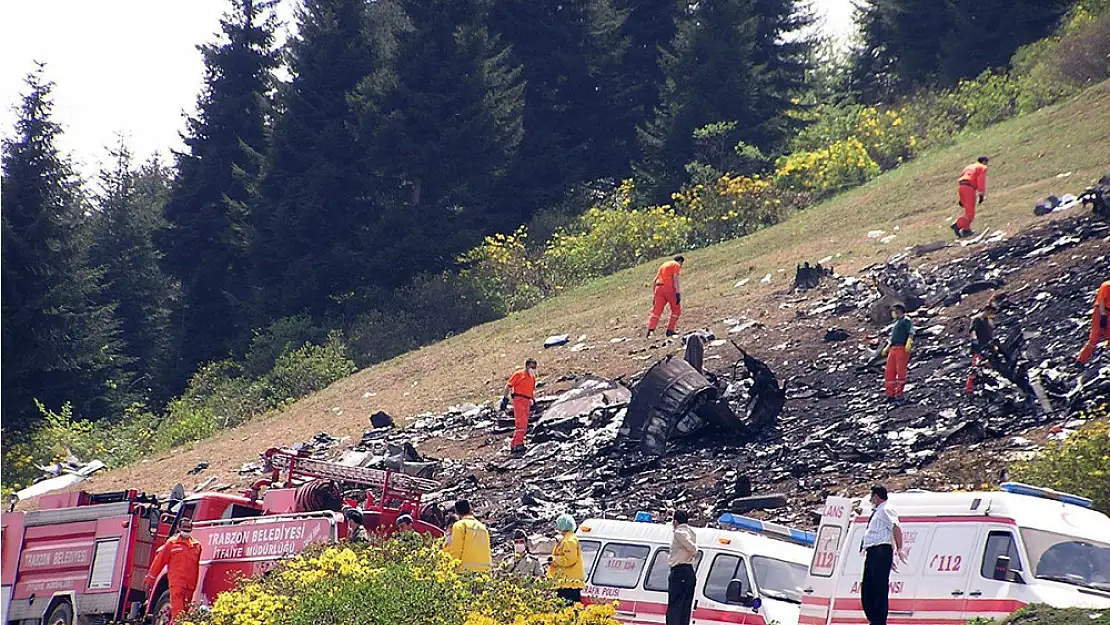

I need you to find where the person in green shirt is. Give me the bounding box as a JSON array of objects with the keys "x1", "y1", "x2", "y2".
[{"x1": 882, "y1": 304, "x2": 914, "y2": 403}]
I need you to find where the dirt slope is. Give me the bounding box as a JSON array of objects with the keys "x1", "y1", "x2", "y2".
[{"x1": 70, "y1": 82, "x2": 1110, "y2": 502}]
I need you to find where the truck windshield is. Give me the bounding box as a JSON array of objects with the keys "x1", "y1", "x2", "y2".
[
  {"x1": 1021, "y1": 528, "x2": 1110, "y2": 591},
  {"x1": 752, "y1": 556, "x2": 808, "y2": 603}
]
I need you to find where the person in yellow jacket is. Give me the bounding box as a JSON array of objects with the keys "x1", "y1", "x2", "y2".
[
  {"x1": 444, "y1": 499, "x2": 492, "y2": 572},
  {"x1": 548, "y1": 514, "x2": 585, "y2": 603}
]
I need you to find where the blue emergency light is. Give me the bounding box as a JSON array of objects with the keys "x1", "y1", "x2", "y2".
[
  {"x1": 635, "y1": 511, "x2": 655, "y2": 523},
  {"x1": 717, "y1": 512, "x2": 816, "y2": 546},
  {"x1": 999, "y1": 482, "x2": 1093, "y2": 509}
]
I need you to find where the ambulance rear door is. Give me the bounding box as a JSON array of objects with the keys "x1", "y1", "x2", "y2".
[{"x1": 800, "y1": 496, "x2": 851, "y2": 625}]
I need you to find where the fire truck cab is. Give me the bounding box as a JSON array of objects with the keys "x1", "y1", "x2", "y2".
[
  {"x1": 799, "y1": 483, "x2": 1110, "y2": 625},
  {"x1": 579, "y1": 513, "x2": 815, "y2": 625},
  {"x1": 2, "y1": 448, "x2": 443, "y2": 625},
  {"x1": 2, "y1": 489, "x2": 162, "y2": 625}
]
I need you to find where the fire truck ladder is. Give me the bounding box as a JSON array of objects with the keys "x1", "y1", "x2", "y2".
[{"x1": 263, "y1": 448, "x2": 440, "y2": 499}]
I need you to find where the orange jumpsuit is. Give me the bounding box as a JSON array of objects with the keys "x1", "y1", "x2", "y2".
[
  {"x1": 147, "y1": 534, "x2": 203, "y2": 621},
  {"x1": 648, "y1": 260, "x2": 682, "y2": 333},
  {"x1": 507, "y1": 369, "x2": 536, "y2": 448},
  {"x1": 1077, "y1": 280, "x2": 1110, "y2": 364},
  {"x1": 956, "y1": 162, "x2": 988, "y2": 231}
]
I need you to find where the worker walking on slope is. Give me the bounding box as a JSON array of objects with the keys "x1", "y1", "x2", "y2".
[
  {"x1": 444, "y1": 499, "x2": 492, "y2": 572},
  {"x1": 966, "y1": 303, "x2": 1000, "y2": 393},
  {"x1": 882, "y1": 304, "x2": 914, "y2": 403},
  {"x1": 145, "y1": 517, "x2": 202, "y2": 622},
  {"x1": 501, "y1": 358, "x2": 537, "y2": 456},
  {"x1": 647, "y1": 256, "x2": 685, "y2": 338},
  {"x1": 548, "y1": 514, "x2": 585, "y2": 603},
  {"x1": 952, "y1": 156, "x2": 989, "y2": 238},
  {"x1": 1077, "y1": 279, "x2": 1110, "y2": 364},
  {"x1": 666, "y1": 510, "x2": 698, "y2": 625}
]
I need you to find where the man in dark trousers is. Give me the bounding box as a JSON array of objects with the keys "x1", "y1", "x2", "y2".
[
  {"x1": 860, "y1": 486, "x2": 907, "y2": 625},
  {"x1": 667, "y1": 510, "x2": 697, "y2": 625}
]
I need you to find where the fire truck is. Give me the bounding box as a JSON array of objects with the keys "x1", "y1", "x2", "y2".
[{"x1": 1, "y1": 448, "x2": 443, "y2": 625}]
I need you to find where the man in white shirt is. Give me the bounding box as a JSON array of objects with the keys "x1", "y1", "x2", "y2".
[
  {"x1": 860, "y1": 485, "x2": 907, "y2": 625},
  {"x1": 667, "y1": 510, "x2": 697, "y2": 625}
]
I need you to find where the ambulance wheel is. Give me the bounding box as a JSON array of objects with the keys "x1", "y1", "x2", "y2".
[
  {"x1": 44, "y1": 601, "x2": 74, "y2": 625},
  {"x1": 151, "y1": 589, "x2": 173, "y2": 625}
]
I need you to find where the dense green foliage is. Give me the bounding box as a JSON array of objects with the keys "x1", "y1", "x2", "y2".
[
  {"x1": 1012, "y1": 417, "x2": 1110, "y2": 514},
  {"x1": 3, "y1": 0, "x2": 1109, "y2": 489}
]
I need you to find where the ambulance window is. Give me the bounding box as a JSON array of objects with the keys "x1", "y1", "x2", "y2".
[
  {"x1": 704, "y1": 554, "x2": 752, "y2": 604},
  {"x1": 644, "y1": 549, "x2": 703, "y2": 592},
  {"x1": 591, "y1": 543, "x2": 650, "y2": 588},
  {"x1": 580, "y1": 540, "x2": 601, "y2": 578},
  {"x1": 980, "y1": 531, "x2": 1024, "y2": 581}
]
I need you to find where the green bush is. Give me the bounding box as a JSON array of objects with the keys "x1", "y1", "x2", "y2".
[
  {"x1": 243, "y1": 315, "x2": 327, "y2": 378},
  {"x1": 1, "y1": 333, "x2": 360, "y2": 494},
  {"x1": 1011, "y1": 417, "x2": 1110, "y2": 514},
  {"x1": 265, "y1": 332, "x2": 356, "y2": 401}
]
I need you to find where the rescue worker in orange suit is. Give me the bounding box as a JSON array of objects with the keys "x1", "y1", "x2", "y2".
[
  {"x1": 965, "y1": 303, "x2": 999, "y2": 393},
  {"x1": 145, "y1": 517, "x2": 202, "y2": 622},
  {"x1": 647, "y1": 255, "x2": 685, "y2": 338},
  {"x1": 882, "y1": 304, "x2": 914, "y2": 404},
  {"x1": 952, "y1": 156, "x2": 989, "y2": 238},
  {"x1": 501, "y1": 358, "x2": 537, "y2": 456},
  {"x1": 1077, "y1": 280, "x2": 1110, "y2": 364}
]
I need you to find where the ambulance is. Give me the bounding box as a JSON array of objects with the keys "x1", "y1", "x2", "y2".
[
  {"x1": 800, "y1": 483, "x2": 1110, "y2": 625},
  {"x1": 578, "y1": 513, "x2": 815, "y2": 625}
]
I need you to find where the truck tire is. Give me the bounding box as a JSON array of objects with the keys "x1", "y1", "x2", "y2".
[
  {"x1": 44, "y1": 601, "x2": 74, "y2": 625},
  {"x1": 151, "y1": 589, "x2": 173, "y2": 625}
]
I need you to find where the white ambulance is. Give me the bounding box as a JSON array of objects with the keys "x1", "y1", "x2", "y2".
[
  {"x1": 800, "y1": 483, "x2": 1110, "y2": 625},
  {"x1": 577, "y1": 513, "x2": 814, "y2": 625}
]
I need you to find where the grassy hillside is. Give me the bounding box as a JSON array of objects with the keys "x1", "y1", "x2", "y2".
[{"x1": 77, "y1": 81, "x2": 1110, "y2": 497}]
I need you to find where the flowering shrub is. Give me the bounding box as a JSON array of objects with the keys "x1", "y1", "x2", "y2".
[
  {"x1": 179, "y1": 536, "x2": 620, "y2": 625},
  {"x1": 458, "y1": 226, "x2": 546, "y2": 313},
  {"x1": 774, "y1": 137, "x2": 881, "y2": 198},
  {"x1": 672, "y1": 174, "x2": 799, "y2": 246},
  {"x1": 541, "y1": 180, "x2": 692, "y2": 287}
]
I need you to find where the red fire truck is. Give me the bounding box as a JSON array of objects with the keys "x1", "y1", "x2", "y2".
[{"x1": 1, "y1": 448, "x2": 443, "y2": 625}]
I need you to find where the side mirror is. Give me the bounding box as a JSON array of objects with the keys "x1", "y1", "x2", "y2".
[
  {"x1": 725, "y1": 579, "x2": 760, "y2": 610},
  {"x1": 993, "y1": 555, "x2": 1011, "y2": 581}
]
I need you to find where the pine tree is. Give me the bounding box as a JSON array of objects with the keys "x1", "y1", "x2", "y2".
[
  {"x1": 618, "y1": 0, "x2": 683, "y2": 137},
  {"x1": 1, "y1": 67, "x2": 127, "y2": 428},
  {"x1": 158, "y1": 0, "x2": 279, "y2": 371},
  {"x1": 355, "y1": 0, "x2": 526, "y2": 275},
  {"x1": 853, "y1": 0, "x2": 1071, "y2": 97},
  {"x1": 252, "y1": 0, "x2": 390, "y2": 319},
  {"x1": 636, "y1": 0, "x2": 812, "y2": 199},
  {"x1": 89, "y1": 143, "x2": 180, "y2": 403},
  {"x1": 489, "y1": 0, "x2": 632, "y2": 214}
]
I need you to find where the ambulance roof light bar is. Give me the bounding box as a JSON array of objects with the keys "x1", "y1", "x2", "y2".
[
  {"x1": 717, "y1": 513, "x2": 816, "y2": 546},
  {"x1": 999, "y1": 482, "x2": 1092, "y2": 509}
]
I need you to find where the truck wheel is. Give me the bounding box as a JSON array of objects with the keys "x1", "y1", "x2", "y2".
[
  {"x1": 44, "y1": 601, "x2": 74, "y2": 625},
  {"x1": 151, "y1": 589, "x2": 173, "y2": 625}
]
